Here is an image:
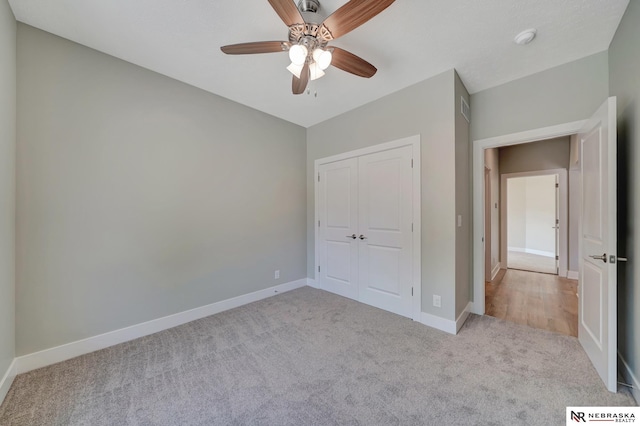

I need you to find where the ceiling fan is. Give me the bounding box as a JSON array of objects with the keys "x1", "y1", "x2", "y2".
[{"x1": 220, "y1": 0, "x2": 396, "y2": 95}]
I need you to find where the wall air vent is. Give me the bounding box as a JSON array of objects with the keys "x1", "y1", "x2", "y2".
[{"x1": 461, "y1": 97, "x2": 470, "y2": 123}]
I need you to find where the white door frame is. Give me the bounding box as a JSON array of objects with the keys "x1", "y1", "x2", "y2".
[
  {"x1": 314, "y1": 135, "x2": 422, "y2": 321},
  {"x1": 472, "y1": 121, "x2": 586, "y2": 315},
  {"x1": 500, "y1": 169, "x2": 568, "y2": 277},
  {"x1": 484, "y1": 167, "x2": 492, "y2": 282}
]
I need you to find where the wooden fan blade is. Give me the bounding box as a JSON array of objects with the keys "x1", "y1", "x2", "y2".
[
  {"x1": 321, "y1": 0, "x2": 395, "y2": 40},
  {"x1": 330, "y1": 47, "x2": 377, "y2": 78},
  {"x1": 221, "y1": 41, "x2": 291, "y2": 55},
  {"x1": 292, "y1": 62, "x2": 310, "y2": 95},
  {"x1": 268, "y1": 0, "x2": 305, "y2": 27}
]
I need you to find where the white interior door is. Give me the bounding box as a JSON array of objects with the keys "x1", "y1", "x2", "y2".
[
  {"x1": 578, "y1": 97, "x2": 617, "y2": 392},
  {"x1": 318, "y1": 158, "x2": 359, "y2": 300},
  {"x1": 358, "y1": 146, "x2": 413, "y2": 317}
]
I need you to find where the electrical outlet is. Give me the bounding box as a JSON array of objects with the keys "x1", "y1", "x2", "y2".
[
  {"x1": 433, "y1": 295, "x2": 441, "y2": 308},
  {"x1": 274, "y1": 270, "x2": 280, "y2": 279}
]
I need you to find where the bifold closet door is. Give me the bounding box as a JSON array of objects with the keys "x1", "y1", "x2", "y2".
[
  {"x1": 318, "y1": 158, "x2": 359, "y2": 300},
  {"x1": 358, "y1": 146, "x2": 413, "y2": 317}
]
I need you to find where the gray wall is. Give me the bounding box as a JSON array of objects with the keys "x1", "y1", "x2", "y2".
[
  {"x1": 0, "y1": 0, "x2": 16, "y2": 379},
  {"x1": 498, "y1": 137, "x2": 570, "y2": 175},
  {"x1": 16, "y1": 25, "x2": 307, "y2": 355},
  {"x1": 307, "y1": 70, "x2": 460, "y2": 321},
  {"x1": 454, "y1": 72, "x2": 471, "y2": 317},
  {"x1": 609, "y1": 0, "x2": 640, "y2": 398},
  {"x1": 471, "y1": 52, "x2": 609, "y2": 142}
]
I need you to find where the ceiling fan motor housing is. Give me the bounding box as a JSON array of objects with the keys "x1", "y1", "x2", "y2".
[{"x1": 298, "y1": 0, "x2": 320, "y2": 13}]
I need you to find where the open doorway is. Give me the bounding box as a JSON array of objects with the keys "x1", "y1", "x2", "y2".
[
  {"x1": 506, "y1": 174, "x2": 558, "y2": 275},
  {"x1": 474, "y1": 99, "x2": 619, "y2": 392},
  {"x1": 503, "y1": 172, "x2": 563, "y2": 275},
  {"x1": 482, "y1": 138, "x2": 576, "y2": 336}
]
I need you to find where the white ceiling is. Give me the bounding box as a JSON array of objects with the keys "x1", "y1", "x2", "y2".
[{"x1": 8, "y1": 0, "x2": 629, "y2": 127}]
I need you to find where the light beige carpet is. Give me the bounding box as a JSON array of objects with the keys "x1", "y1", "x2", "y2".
[
  {"x1": 508, "y1": 250, "x2": 557, "y2": 275},
  {"x1": 0, "y1": 287, "x2": 635, "y2": 425}
]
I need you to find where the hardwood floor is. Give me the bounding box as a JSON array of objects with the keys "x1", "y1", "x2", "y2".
[{"x1": 485, "y1": 268, "x2": 578, "y2": 337}]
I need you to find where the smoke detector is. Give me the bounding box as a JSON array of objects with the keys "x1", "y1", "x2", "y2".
[{"x1": 514, "y1": 29, "x2": 537, "y2": 45}]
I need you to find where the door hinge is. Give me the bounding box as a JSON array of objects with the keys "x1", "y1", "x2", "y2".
[
  {"x1": 318, "y1": 220, "x2": 320, "y2": 228},
  {"x1": 318, "y1": 173, "x2": 320, "y2": 182},
  {"x1": 411, "y1": 287, "x2": 414, "y2": 296},
  {"x1": 411, "y1": 223, "x2": 414, "y2": 232},
  {"x1": 318, "y1": 265, "x2": 321, "y2": 273},
  {"x1": 556, "y1": 255, "x2": 559, "y2": 260},
  {"x1": 555, "y1": 183, "x2": 559, "y2": 188},
  {"x1": 411, "y1": 158, "x2": 413, "y2": 168}
]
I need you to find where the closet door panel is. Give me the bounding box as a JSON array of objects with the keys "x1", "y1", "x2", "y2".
[
  {"x1": 318, "y1": 158, "x2": 359, "y2": 300},
  {"x1": 358, "y1": 146, "x2": 413, "y2": 317}
]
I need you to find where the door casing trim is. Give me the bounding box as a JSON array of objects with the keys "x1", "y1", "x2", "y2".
[
  {"x1": 472, "y1": 120, "x2": 586, "y2": 315},
  {"x1": 500, "y1": 169, "x2": 569, "y2": 277}
]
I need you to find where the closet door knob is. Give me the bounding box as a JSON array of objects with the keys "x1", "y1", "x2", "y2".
[
  {"x1": 346, "y1": 234, "x2": 357, "y2": 239},
  {"x1": 359, "y1": 235, "x2": 367, "y2": 240}
]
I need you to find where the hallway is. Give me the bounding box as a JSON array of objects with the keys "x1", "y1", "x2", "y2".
[{"x1": 485, "y1": 269, "x2": 578, "y2": 337}]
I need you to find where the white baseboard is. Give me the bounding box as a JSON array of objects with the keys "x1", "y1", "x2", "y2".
[
  {"x1": 508, "y1": 246, "x2": 526, "y2": 253},
  {"x1": 15, "y1": 279, "x2": 307, "y2": 375},
  {"x1": 567, "y1": 270, "x2": 579, "y2": 280},
  {"x1": 306, "y1": 278, "x2": 319, "y2": 289},
  {"x1": 0, "y1": 359, "x2": 17, "y2": 406},
  {"x1": 419, "y1": 311, "x2": 456, "y2": 335},
  {"x1": 491, "y1": 262, "x2": 501, "y2": 280},
  {"x1": 618, "y1": 352, "x2": 640, "y2": 405},
  {"x1": 508, "y1": 247, "x2": 555, "y2": 258},
  {"x1": 456, "y1": 302, "x2": 473, "y2": 333}
]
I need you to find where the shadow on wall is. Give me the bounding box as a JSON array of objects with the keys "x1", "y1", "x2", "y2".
[{"x1": 616, "y1": 99, "x2": 634, "y2": 356}]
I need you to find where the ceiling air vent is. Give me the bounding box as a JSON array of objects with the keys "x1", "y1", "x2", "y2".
[{"x1": 461, "y1": 97, "x2": 470, "y2": 123}]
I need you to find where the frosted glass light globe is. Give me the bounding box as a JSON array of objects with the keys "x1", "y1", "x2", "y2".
[
  {"x1": 312, "y1": 49, "x2": 332, "y2": 70},
  {"x1": 309, "y1": 63, "x2": 325, "y2": 81},
  {"x1": 286, "y1": 62, "x2": 303, "y2": 78},
  {"x1": 289, "y1": 45, "x2": 308, "y2": 66}
]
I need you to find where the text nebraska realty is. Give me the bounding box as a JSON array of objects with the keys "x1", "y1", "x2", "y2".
[{"x1": 572, "y1": 411, "x2": 636, "y2": 422}]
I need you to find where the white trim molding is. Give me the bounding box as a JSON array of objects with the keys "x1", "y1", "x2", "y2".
[
  {"x1": 456, "y1": 302, "x2": 474, "y2": 333},
  {"x1": 508, "y1": 247, "x2": 556, "y2": 258},
  {"x1": 567, "y1": 270, "x2": 579, "y2": 280},
  {"x1": 15, "y1": 279, "x2": 307, "y2": 375},
  {"x1": 306, "y1": 278, "x2": 319, "y2": 289},
  {"x1": 0, "y1": 359, "x2": 17, "y2": 406},
  {"x1": 491, "y1": 262, "x2": 501, "y2": 281},
  {"x1": 472, "y1": 120, "x2": 587, "y2": 315},
  {"x1": 618, "y1": 352, "x2": 640, "y2": 404},
  {"x1": 420, "y1": 312, "x2": 457, "y2": 335},
  {"x1": 419, "y1": 302, "x2": 473, "y2": 335}
]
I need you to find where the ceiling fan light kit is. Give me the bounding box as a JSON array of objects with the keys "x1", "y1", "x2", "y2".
[{"x1": 220, "y1": 0, "x2": 396, "y2": 95}]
